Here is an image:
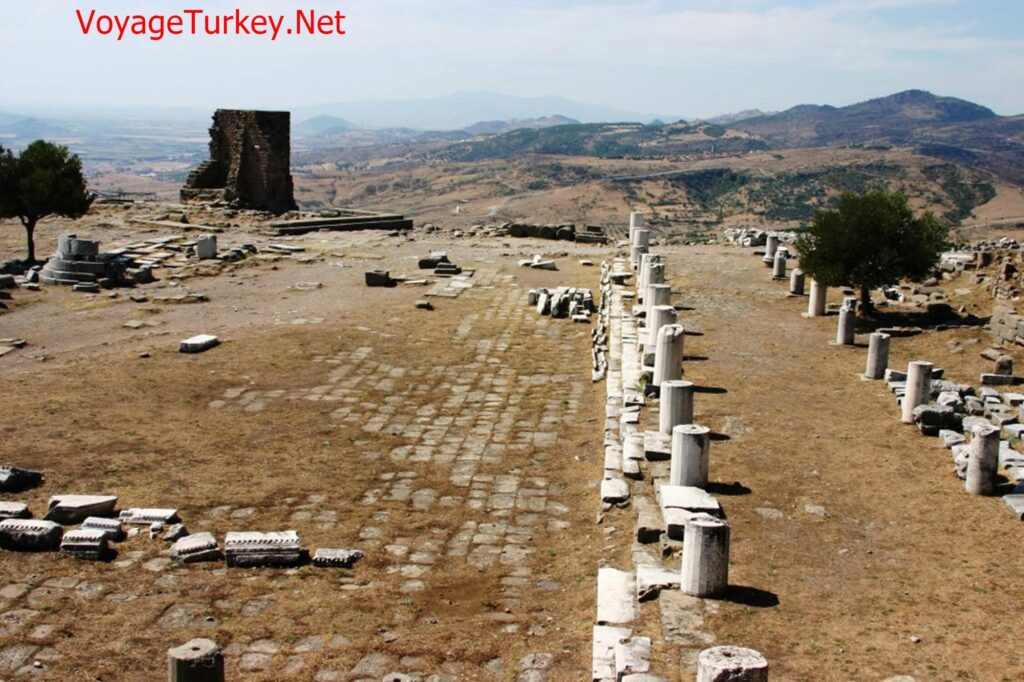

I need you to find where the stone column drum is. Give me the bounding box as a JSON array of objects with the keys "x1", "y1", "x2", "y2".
[
  {"x1": 864, "y1": 332, "x2": 891, "y2": 379},
  {"x1": 646, "y1": 304, "x2": 677, "y2": 348},
  {"x1": 790, "y1": 268, "x2": 805, "y2": 296},
  {"x1": 807, "y1": 279, "x2": 827, "y2": 317},
  {"x1": 168, "y1": 638, "x2": 224, "y2": 682},
  {"x1": 966, "y1": 424, "x2": 1000, "y2": 495},
  {"x1": 629, "y1": 211, "x2": 645, "y2": 242},
  {"x1": 762, "y1": 234, "x2": 779, "y2": 264},
  {"x1": 653, "y1": 324, "x2": 685, "y2": 387},
  {"x1": 637, "y1": 253, "x2": 655, "y2": 300},
  {"x1": 696, "y1": 646, "x2": 769, "y2": 682},
  {"x1": 671, "y1": 424, "x2": 711, "y2": 488},
  {"x1": 660, "y1": 380, "x2": 695, "y2": 435},
  {"x1": 772, "y1": 249, "x2": 787, "y2": 279},
  {"x1": 648, "y1": 262, "x2": 666, "y2": 288},
  {"x1": 681, "y1": 515, "x2": 730, "y2": 598},
  {"x1": 631, "y1": 245, "x2": 649, "y2": 270},
  {"x1": 900, "y1": 361, "x2": 933, "y2": 424},
  {"x1": 835, "y1": 297, "x2": 856, "y2": 345},
  {"x1": 646, "y1": 283, "x2": 672, "y2": 321}
]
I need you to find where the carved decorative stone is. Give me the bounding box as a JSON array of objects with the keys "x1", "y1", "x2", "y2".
[{"x1": 0, "y1": 519, "x2": 63, "y2": 551}]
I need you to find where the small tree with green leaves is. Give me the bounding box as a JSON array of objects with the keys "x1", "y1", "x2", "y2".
[
  {"x1": 0, "y1": 141, "x2": 94, "y2": 263},
  {"x1": 795, "y1": 190, "x2": 949, "y2": 314}
]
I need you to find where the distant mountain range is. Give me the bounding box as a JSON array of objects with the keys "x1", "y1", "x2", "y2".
[
  {"x1": 461, "y1": 115, "x2": 579, "y2": 136},
  {"x1": 725, "y1": 90, "x2": 1024, "y2": 182},
  {"x1": 292, "y1": 91, "x2": 664, "y2": 130}
]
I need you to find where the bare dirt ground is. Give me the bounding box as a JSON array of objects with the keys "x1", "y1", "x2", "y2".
[
  {"x1": 3, "y1": 210, "x2": 1024, "y2": 680},
  {"x1": 0, "y1": 218, "x2": 620, "y2": 680},
  {"x1": 657, "y1": 246, "x2": 1024, "y2": 681}
]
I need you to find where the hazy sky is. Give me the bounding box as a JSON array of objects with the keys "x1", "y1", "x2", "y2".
[{"x1": 2, "y1": 0, "x2": 1022, "y2": 118}]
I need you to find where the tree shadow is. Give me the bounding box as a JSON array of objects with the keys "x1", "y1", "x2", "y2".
[
  {"x1": 857, "y1": 308, "x2": 987, "y2": 333},
  {"x1": 707, "y1": 481, "x2": 750, "y2": 496},
  {"x1": 724, "y1": 585, "x2": 779, "y2": 608}
]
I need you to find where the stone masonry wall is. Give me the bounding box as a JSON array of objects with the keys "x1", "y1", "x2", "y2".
[{"x1": 181, "y1": 110, "x2": 297, "y2": 215}]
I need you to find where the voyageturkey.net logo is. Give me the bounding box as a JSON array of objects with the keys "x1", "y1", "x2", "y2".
[{"x1": 74, "y1": 7, "x2": 347, "y2": 41}]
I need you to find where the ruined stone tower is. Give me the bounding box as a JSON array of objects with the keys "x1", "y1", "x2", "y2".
[{"x1": 181, "y1": 110, "x2": 297, "y2": 214}]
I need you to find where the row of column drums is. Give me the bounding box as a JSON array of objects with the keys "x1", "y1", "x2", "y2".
[{"x1": 625, "y1": 212, "x2": 769, "y2": 682}]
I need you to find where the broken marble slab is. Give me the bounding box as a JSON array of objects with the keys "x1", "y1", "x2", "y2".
[
  {"x1": 636, "y1": 564, "x2": 680, "y2": 602},
  {"x1": 0, "y1": 466, "x2": 44, "y2": 492},
  {"x1": 596, "y1": 568, "x2": 636, "y2": 625},
  {"x1": 312, "y1": 548, "x2": 364, "y2": 568},
  {"x1": 179, "y1": 334, "x2": 220, "y2": 354},
  {"x1": 0, "y1": 519, "x2": 63, "y2": 551},
  {"x1": 658, "y1": 485, "x2": 722, "y2": 516},
  {"x1": 225, "y1": 530, "x2": 304, "y2": 568},
  {"x1": 1003, "y1": 495, "x2": 1024, "y2": 521},
  {"x1": 939, "y1": 430, "x2": 966, "y2": 448},
  {"x1": 171, "y1": 532, "x2": 221, "y2": 564},
  {"x1": 119, "y1": 508, "x2": 180, "y2": 525},
  {"x1": 163, "y1": 523, "x2": 189, "y2": 542},
  {"x1": 81, "y1": 516, "x2": 125, "y2": 542},
  {"x1": 60, "y1": 529, "x2": 110, "y2": 560},
  {"x1": 46, "y1": 494, "x2": 118, "y2": 525},
  {"x1": 615, "y1": 636, "x2": 652, "y2": 678},
  {"x1": 0, "y1": 501, "x2": 30, "y2": 520},
  {"x1": 634, "y1": 497, "x2": 664, "y2": 544},
  {"x1": 601, "y1": 478, "x2": 630, "y2": 505},
  {"x1": 643, "y1": 432, "x2": 672, "y2": 461},
  {"x1": 592, "y1": 625, "x2": 632, "y2": 682}
]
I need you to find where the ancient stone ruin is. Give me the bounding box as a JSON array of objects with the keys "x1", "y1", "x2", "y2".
[{"x1": 181, "y1": 110, "x2": 297, "y2": 215}]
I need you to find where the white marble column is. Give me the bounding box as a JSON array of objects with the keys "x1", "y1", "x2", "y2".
[
  {"x1": 762, "y1": 234, "x2": 779, "y2": 264},
  {"x1": 681, "y1": 515, "x2": 729, "y2": 598},
  {"x1": 864, "y1": 332, "x2": 890, "y2": 379},
  {"x1": 645, "y1": 283, "x2": 672, "y2": 321},
  {"x1": 653, "y1": 324, "x2": 685, "y2": 386},
  {"x1": 629, "y1": 211, "x2": 645, "y2": 242},
  {"x1": 966, "y1": 424, "x2": 1000, "y2": 495},
  {"x1": 790, "y1": 268, "x2": 805, "y2": 295},
  {"x1": 671, "y1": 424, "x2": 710, "y2": 488},
  {"x1": 646, "y1": 304, "x2": 677, "y2": 350},
  {"x1": 900, "y1": 360, "x2": 933, "y2": 424},
  {"x1": 772, "y1": 249, "x2": 787, "y2": 279},
  {"x1": 807, "y1": 279, "x2": 827, "y2": 317},
  {"x1": 835, "y1": 297, "x2": 856, "y2": 345},
  {"x1": 659, "y1": 380, "x2": 695, "y2": 435}
]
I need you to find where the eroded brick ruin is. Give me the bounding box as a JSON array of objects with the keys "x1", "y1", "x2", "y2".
[{"x1": 181, "y1": 109, "x2": 297, "y2": 214}]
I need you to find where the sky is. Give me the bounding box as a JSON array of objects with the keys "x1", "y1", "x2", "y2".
[{"x1": 1, "y1": 0, "x2": 1022, "y2": 119}]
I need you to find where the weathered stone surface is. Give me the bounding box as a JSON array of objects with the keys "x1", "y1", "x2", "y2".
[
  {"x1": 696, "y1": 646, "x2": 768, "y2": 682},
  {"x1": 636, "y1": 564, "x2": 680, "y2": 602},
  {"x1": 225, "y1": 530, "x2": 304, "y2": 568},
  {"x1": 658, "y1": 485, "x2": 721, "y2": 516},
  {"x1": 601, "y1": 478, "x2": 630, "y2": 504},
  {"x1": 0, "y1": 501, "x2": 30, "y2": 520},
  {"x1": 312, "y1": 548, "x2": 364, "y2": 568},
  {"x1": 45, "y1": 495, "x2": 118, "y2": 525},
  {"x1": 167, "y1": 638, "x2": 225, "y2": 682},
  {"x1": 120, "y1": 508, "x2": 180, "y2": 525},
  {"x1": 596, "y1": 568, "x2": 636, "y2": 625},
  {"x1": 592, "y1": 625, "x2": 632, "y2": 682},
  {"x1": 180, "y1": 335, "x2": 220, "y2": 354},
  {"x1": 81, "y1": 516, "x2": 125, "y2": 542},
  {"x1": 0, "y1": 519, "x2": 63, "y2": 551},
  {"x1": 365, "y1": 270, "x2": 396, "y2": 288},
  {"x1": 615, "y1": 637, "x2": 651, "y2": 678},
  {"x1": 60, "y1": 529, "x2": 111, "y2": 561},
  {"x1": 182, "y1": 110, "x2": 296, "y2": 214},
  {"x1": 171, "y1": 532, "x2": 222, "y2": 564},
  {"x1": 0, "y1": 466, "x2": 43, "y2": 492}
]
